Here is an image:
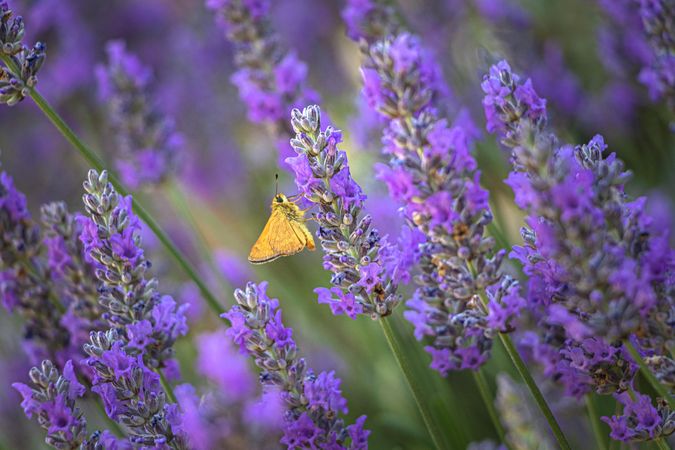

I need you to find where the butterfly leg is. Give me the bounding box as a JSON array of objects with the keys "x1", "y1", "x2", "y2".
[{"x1": 303, "y1": 211, "x2": 320, "y2": 222}]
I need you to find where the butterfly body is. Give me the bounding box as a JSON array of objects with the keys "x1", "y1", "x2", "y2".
[{"x1": 248, "y1": 193, "x2": 315, "y2": 264}]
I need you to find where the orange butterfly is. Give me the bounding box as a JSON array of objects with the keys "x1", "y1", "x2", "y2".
[{"x1": 248, "y1": 193, "x2": 315, "y2": 264}]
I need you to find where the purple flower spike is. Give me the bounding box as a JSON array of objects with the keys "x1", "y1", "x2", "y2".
[
  {"x1": 13, "y1": 360, "x2": 87, "y2": 447},
  {"x1": 1, "y1": 171, "x2": 104, "y2": 368},
  {"x1": 637, "y1": 0, "x2": 675, "y2": 110},
  {"x1": 602, "y1": 392, "x2": 675, "y2": 441},
  {"x1": 80, "y1": 169, "x2": 189, "y2": 447},
  {"x1": 96, "y1": 40, "x2": 182, "y2": 189},
  {"x1": 352, "y1": 28, "x2": 524, "y2": 374},
  {"x1": 482, "y1": 60, "x2": 675, "y2": 442},
  {"x1": 224, "y1": 281, "x2": 369, "y2": 449},
  {"x1": 0, "y1": 3, "x2": 46, "y2": 105},
  {"x1": 342, "y1": 0, "x2": 399, "y2": 43},
  {"x1": 13, "y1": 359, "x2": 131, "y2": 449},
  {"x1": 288, "y1": 105, "x2": 421, "y2": 319},
  {"x1": 207, "y1": 0, "x2": 318, "y2": 156},
  {"x1": 482, "y1": 60, "x2": 674, "y2": 348}
]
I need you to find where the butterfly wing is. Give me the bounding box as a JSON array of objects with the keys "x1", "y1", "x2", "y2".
[
  {"x1": 292, "y1": 220, "x2": 315, "y2": 251},
  {"x1": 248, "y1": 207, "x2": 308, "y2": 264}
]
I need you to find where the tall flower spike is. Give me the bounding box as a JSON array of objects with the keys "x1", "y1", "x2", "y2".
[
  {"x1": 353, "y1": 30, "x2": 524, "y2": 373},
  {"x1": 482, "y1": 60, "x2": 674, "y2": 353},
  {"x1": 482, "y1": 60, "x2": 674, "y2": 441},
  {"x1": 206, "y1": 0, "x2": 318, "y2": 152},
  {"x1": 0, "y1": 2, "x2": 46, "y2": 105},
  {"x1": 80, "y1": 169, "x2": 188, "y2": 366},
  {"x1": 288, "y1": 105, "x2": 418, "y2": 319},
  {"x1": 41, "y1": 202, "x2": 105, "y2": 357},
  {"x1": 12, "y1": 359, "x2": 131, "y2": 449},
  {"x1": 224, "y1": 281, "x2": 369, "y2": 449},
  {"x1": 638, "y1": 0, "x2": 675, "y2": 110},
  {"x1": 80, "y1": 169, "x2": 188, "y2": 448},
  {"x1": 96, "y1": 40, "x2": 183, "y2": 189},
  {"x1": 0, "y1": 169, "x2": 74, "y2": 364},
  {"x1": 342, "y1": 0, "x2": 400, "y2": 43}
]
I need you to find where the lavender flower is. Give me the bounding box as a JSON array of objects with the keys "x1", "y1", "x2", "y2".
[
  {"x1": 288, "y1": 105, "x2": 418, "y2": 319},
  {"x1": 0, "y1": 2, "x2": 45, "y2": 105},
  {"x1": 0, "y1": 169, "x2": 74, "y2": 364},
  {"x1": 206, "y1": 0, "x2": 318, "y2": 160},
  {"x1": 483, "y1": 60, "x2": 674, "y2": 350},
  {"x1": 352, "y1": 29, "x2": 524, "y2": 373},
  {"x1": 80, "y1": 169, "x2": 188, "y2": 447},
  {"x1": 80, "y1": 169, "x2": 188, "y2": 366},
  {"x1": 602, "y1": 391, "x2": 675, "y2": 441},
  {"x1": 482, "y1": 60, "x2": 674, "y2": 441},
  {"x1": 13, "y1": 359, "x2": 131, "y2": 449},
  {"x1": 342, "y1": 0, "x2": 399, "y2": 43},
  {"x1": 13, "y1": 360, "x2": 87, "y2": 448},
  {"x1": 638, "y1": 0, "x2": 675, "y2": 109},
  {"x1": 224, "y1": 281, "x2": 369, "y2": 449},
  {"x1": 595, "y1": 0, "x2": 658, "y2": 119},
  {"x1": 96, "y1": 40, "x2": 183, "y2": 189},
  {"x1": 41, "y1": 202, "x2": 104, "y2": 361}
]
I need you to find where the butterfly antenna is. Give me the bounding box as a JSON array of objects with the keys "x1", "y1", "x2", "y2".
[{"x1": 275, "y1": 173, "x2": 279, "y2": 196}]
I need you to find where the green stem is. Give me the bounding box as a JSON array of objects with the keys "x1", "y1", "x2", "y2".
[
  {"x1": 473, "y1": 370, "x2": 508, "y2": 447},
  {"x1": 17, "y1": 82, "x2": 225, "y2": 317},
  {"x1": 379, "y1": 318, "x2": 445, "y2": 450},
  {"x1": 585, "y1": 395, "x2": 606, "y2": 450},
  {"x1": 486, "y1": 222, "x2": 510, "y2": 252},
  {"x1": 486, "y1": 200, "x2": 511, "y2": 252},
  {"x1": 654, "y1": 438, "x2": 671, "y2": 450},
  {"x1": 624, "y1": 340, "x2": 674, "y2": 409},
  {"x1": 158, "y1": 369, "x2": 177, "y2": 404},
  {"x1": 466, "y1": 261, "x2": 570, "y2": 449}
]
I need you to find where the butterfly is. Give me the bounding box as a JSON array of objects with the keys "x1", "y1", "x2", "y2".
[{"x1": 248, "y1": 193, "x2": 315, "y2": 264}]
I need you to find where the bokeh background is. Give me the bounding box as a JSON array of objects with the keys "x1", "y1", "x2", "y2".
[{"x1": 0, "y1": 0, "x2": 673, "y2": 448}]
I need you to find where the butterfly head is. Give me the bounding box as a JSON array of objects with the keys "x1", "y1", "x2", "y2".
[{"x1": 271, "y1": 193, "x2": 303, "y2": 218}]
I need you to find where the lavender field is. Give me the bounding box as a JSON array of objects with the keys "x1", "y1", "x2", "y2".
[{"x1": 0, "y1": 0, "x2": 673, "y2": 449}]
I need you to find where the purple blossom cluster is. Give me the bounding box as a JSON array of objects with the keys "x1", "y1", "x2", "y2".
[
  {"x1": 13, "y1": 360, "x2": 87, "y2": 447},
  {"x1": 603, "y1": 391, "x2": 675, "y2": 441},
  {"x1": 96, "y1": 40, "x2": 183, "y2": 189},
  {"x1": 224, "y1": 281, "x2": 369, "y2": 449},
  {"x1": 0, "y1": 168, "x2": 103, "y2": 369},
  {"x1": 637, "y1": 0, "x2": 675, "y2": 109},
  {"x1": 342, "y1": 0, "x2": 399, "y2": 43},
  {"x1": 287, "y1": 105, "x2": 417, "y2": 319},
  {"x1": 482, "y1": 60, "x2": 674, "y2": 442},
  {"x1": 596, "y1": 0, "x2": 669, "y2": 116},
  {"x1": 79, "y1": 169, "x2": 189, "y2": 447},
  {"x1": 0, "y1": 2, "x2": 45, "y2": 105},
  {"x1": 13, "y1": 360, "x2": 130, "y2": 449},
  {"x1": 41, "y1": 201, "x2": 104, "y2": 361},
  {"x1": 349, "y1": 9, "x2": 524, "y2": 372},
  {"x1": 206, "y1": 0, "x2": 318, "y2": 161}
]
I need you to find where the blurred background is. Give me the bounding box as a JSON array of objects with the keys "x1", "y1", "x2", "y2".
[{"x1": 0, "y1": 0, "x2": 673, "y2": 448}]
